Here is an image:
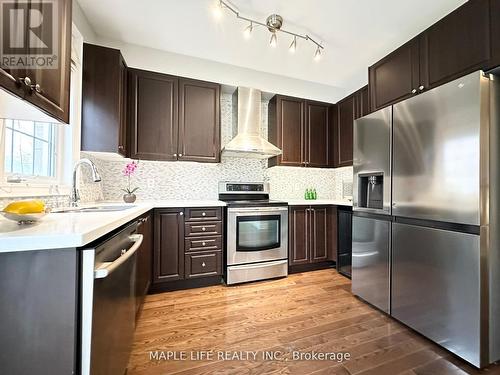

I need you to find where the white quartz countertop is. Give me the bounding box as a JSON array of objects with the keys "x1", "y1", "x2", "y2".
[
  {"x1": 286, "y1": 199, "x2": 353, "y2": 206},
  {"x1": 0, "y1": 200, "x2": 225, "y2": 253}
]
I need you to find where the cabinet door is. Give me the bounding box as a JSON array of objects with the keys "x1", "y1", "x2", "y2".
[
  {"x1": 306, "y1": 101, "x2": 329, "y2": 167},
  {"x1": 118, "y1": 57, "x2": 128, "y2": 156},
  {"x1": 25, "y1": 0, "x2": 72, "y2": 123},
  {"x1": 289, "y1": 207, "x2": 309, "y2": 265},
  {"x1": 334, "y1": 96, "x2": 354, "y2": 167},
  {"x1": 178, "y1": 79, "x2": 220, "y2": 162},
  {"x1": 275, "y1": 96, "x2": 305, "y2": 166},
  {"x1": 128, "y1": 69, "x2": 178, "y2": 161},
  {"x1": 153, "y1": 209, "x2": 184, "y2": 283},
  {"x1": 354, "y1": 85, "x2": 370, "y2": 119},
  {"x1": 492, "y1": 0, "x2": 500, "y2": 69},
  {"x1": 420, "y1": 0, "x2": 491, "y2": 91},
  {"x1": 369, "y1": 39, "x2": 420, "y2": 111},
  {"x1": 136, "y1": 213, "x2": 152, "y2": 312},
  {"x1": 82, "y1": 44, "x2": 127, "y2": 155},
  {"x1": 310, "y1": 206, "x2": 337, "y2": 263}
]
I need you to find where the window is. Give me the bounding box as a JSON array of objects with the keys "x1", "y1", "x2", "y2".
[{"x1": 3, "y1": 119, "x2": 58, "y2": 178}]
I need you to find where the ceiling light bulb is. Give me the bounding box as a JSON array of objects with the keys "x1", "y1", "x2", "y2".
[
  {"x1": 212, "y1": 0, "x2": 223, "y2": 19},
  {"x1": 289, "y1": 36, "x2": 297, "y2": 53},
  {"x1": 314, "y1": 46, "x2": 322, "y2": 61},
  {"x1": 243, "y1": 22, "x2": 253, "y2": 39},
  {"x1": 269, "y1": 32, "x2": 277, "y2": 48}
]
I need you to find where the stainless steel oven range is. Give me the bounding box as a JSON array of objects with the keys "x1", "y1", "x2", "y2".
[{"x1": 219, "y1": 182, "x2": 288, "y2": 285}]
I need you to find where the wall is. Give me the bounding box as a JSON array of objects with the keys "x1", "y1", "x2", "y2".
[
  {"x1": 82, "y1": 93, "x2": 353, "y2": 202},
  {"x1": 95, "y1": 37, "x2": 346, "y2": 104}
]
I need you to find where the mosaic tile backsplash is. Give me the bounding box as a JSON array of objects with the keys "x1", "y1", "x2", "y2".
[{"x1": 81, "y1": 93, "x2": 353, "y2": 201}]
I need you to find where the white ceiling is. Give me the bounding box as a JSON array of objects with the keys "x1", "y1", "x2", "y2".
[{"x1": 77, "y1": 0, "x2": 467, "y2": 93}]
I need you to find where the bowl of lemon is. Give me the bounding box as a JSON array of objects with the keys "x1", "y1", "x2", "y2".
[{"x1": 1, "y1": 200, "x2": 48, "y2": 224}]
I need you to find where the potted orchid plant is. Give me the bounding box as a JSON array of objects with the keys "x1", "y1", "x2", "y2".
[{"x1": 121, "y1": 161, "x2": 139, "y2": 203}]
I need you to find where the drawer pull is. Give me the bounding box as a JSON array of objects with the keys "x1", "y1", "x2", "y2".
[
  {"x1": 202, "y1": 227, "x2": 206, "y2": 231},
  {"x1": 202, "y1": 262, "x2": 206, "y2": 267},
  {"x1": 202, "y1": 241, "x2": 206, "y2": 246},
  {"x1": 202, "y1": 212, "x2": 206, "y2": 216}
]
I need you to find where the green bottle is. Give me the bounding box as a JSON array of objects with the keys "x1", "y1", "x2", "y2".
[
  {"x1": 304, "y1": 189, "x2": 310, "y2": 200},
  {"x1": 312, "y1": 189, "x2": 317, "y2": 200}
]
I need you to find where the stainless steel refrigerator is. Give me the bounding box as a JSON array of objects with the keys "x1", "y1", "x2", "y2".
[{"x1": 352, "y1": 70, "x2": 500, "y2": 368}]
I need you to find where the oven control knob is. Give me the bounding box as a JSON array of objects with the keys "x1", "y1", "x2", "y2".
[
  {"x1": 202, "y1": 241, "x2": 206, "y2": 246},
  {"x1": 202, "y1": 227, "x2": 206, "y2": 231},
  {"x1": 202, "y1": 262, "x2": 206, "y2": 267},
  {"x1": 202, "y1": 212, "x2": 206, "y2": 216}
]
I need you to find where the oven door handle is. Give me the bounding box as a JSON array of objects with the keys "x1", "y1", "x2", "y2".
[
  {"x1": 228, "y1": 207, "x2": 288, "y2": 214},
  {"x1": 94, "y1": 234, "x2": 143, "y2": 279}
]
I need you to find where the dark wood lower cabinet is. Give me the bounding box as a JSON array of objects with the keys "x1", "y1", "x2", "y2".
[
  {"x1": 289, "y1": 205, "x2": 337, "y2": 271},
  {"x1": 153, "y1": 209, "x2": 185, "y2": 283},
  {"x1": 337, "y1": 207, "x2": 352, "y2": 278},
  {"x1": 136, "y1": 212, "x2": 152, "y2": 314},
  {"x1": 153, "y1": 207, "x2": 223, "y2": 291}
]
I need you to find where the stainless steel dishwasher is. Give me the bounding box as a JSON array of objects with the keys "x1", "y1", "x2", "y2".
[{"x1": 80, "y1": 221, "x2": 143, "y2": 375}]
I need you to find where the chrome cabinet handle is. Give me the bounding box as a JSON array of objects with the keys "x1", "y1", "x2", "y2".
[
  {"x1": 419, "y1": 85, "x2": 424, "y2": 91},
  {"x1": 202, "y1": 262, "x2": 206, "y2": 267},
  {"x1": 20, "y1": 76, "x2": 32, "y2": 86},
  {"x1": 179, "y1": 154, "x2": 183, "y2": 157},
  {"x1": 179, "y1": 212, "x2": 184, "y2": 216},
  {"x1": 202, "y1": 227, "x2": 206, "y2": 231},
  {"x1": 202, "y1": 212, "x2": 206, "y2": 216},
  {"x1": 202, "y1": 241, "x2": 206, "y2": 246},
  {"x1": 33, "y1": 83, "x2": 42, "y2": 93},
  {"x1": 173, "y1": 153, "x2": 177, "y2": 157},
  {"x1": 411, "y1": 88, "x2": 417, "y2": 94},
  {"x1": 19, "y1": 77, "x2": 42, "y2": 93}
]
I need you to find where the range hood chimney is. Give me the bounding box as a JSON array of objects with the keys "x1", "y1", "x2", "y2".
[{"x1": 222, "y1": 87, "x2": 282, "y2": 159}]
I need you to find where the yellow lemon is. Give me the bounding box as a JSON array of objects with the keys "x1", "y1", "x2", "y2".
[{"x1": 3, "y1": 200, "x2": 46, "y2": 214}]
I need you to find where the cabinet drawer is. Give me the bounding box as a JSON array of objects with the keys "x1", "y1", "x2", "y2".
[
  {"x1": 185, "y1": 207, "x2": 222, "y2": 221},
  {"x1": 185, "y1": 236, "x2": 222, "y2": 252},
  {"x1": 185, "y1": 221, "x2": 222, "y2": 237},
  {"x1": 185, "y1": 251, "x2": 222, "y2": 278}
]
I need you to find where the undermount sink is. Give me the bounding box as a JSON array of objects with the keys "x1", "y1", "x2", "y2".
[{"x1": 53, "y1": 205, "x2": 136, "y2": 213}]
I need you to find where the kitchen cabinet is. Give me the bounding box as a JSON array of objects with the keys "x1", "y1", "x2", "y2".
[
  {"x1": 153, "y1": 209, "x2": 185, "y2": 282},
  {"x1": 128, "y1": 69, "x2": 221, "y2": 162},
  {"x1": 128, "y1": 69, "x2": 178, "y2": 161},
  {"x1": 332, "y1": 94, "x2": 355, "y2": 167},
  {"x1": 268, "y1": 95, "x2": 330, "y2": 168},
  {"x1": 420, "y1": 0, "x2": 491, "y2": 89},
  {"x1": 153, "y1": 207, "x2": 223, "y2": 289},
  {"x1": 354, "y1": 85, "x2": 370, "y2": 119},
  {"x1": 369, "y1": 0, "x2": 498, "y2": 112},
  {"x1": 369, "y1": 39, "x2": 420, "y2": 111},
  {"x1": 136, "y1": 213, "x2": 153, "y2": 313},
  {"x1": 178, "y1": 79, "x2": 220, "y2": 162},
  {"x1": 82, "y1": 44, "x2": 128, "y2": 155},
  {"x1": 337, "y1": 207, "x2": 352, "y2": 278},
  {"x1": 289, "y1": 205, "x2": 337, "y2": 269},
  {"x1": 0, "y1": 0, "x2": 72, "y2": 123}
]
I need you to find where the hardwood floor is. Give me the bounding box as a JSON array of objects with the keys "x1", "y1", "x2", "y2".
[{"x1": 128, "y1": 269, "x2": 500, "y2": 375}]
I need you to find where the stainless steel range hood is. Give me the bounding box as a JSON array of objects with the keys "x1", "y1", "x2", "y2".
[{"x1": 222, "y1": 87, "x2": 282, "y2": 159}]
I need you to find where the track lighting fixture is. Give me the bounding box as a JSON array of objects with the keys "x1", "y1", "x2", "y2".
[{"x1": 212, "y1": 1, "x2": 324, "y2": 61}]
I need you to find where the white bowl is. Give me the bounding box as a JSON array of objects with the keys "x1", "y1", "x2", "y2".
[{"x1": 0, "y1": 211, "x2": 47, "y2": 224}]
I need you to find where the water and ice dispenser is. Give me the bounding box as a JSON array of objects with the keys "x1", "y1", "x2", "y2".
[{"x1": 358, "y1": 173, "x2": 384, "y2": 210}]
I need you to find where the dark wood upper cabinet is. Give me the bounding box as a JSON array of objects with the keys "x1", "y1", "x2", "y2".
[
  {"x1": 0, "y1": 0, "x2": 72, "y2": 123},
  {"x1": 82, "y1": 44, "x2": 128, "y2": 155},
  {"x1": 420, "y1": 0, "x2": 491, "y2": 90},
  {"x1": 306, "y1": 101, "x2": 330, "y2": 168},
  {"x1": 128, "y1": 69, "x2": 178, "y2": 161},
  {"x1": 128, "y1": 70, "x2": 220, "y2": 163},
  {"x1": 369, "y1": 39, "x2": 420, "y2": 111},
  {"x1": 153, "y1": 209, "x2": 185, "y2": 283},
  {"x1": 269, "y1": 95, "x2": 305, "y2": 167},
  {"x1": 369, "y1": 0, "x2": 499, "y2": 112},
  {"x1": 354, "y1": 85, "x2": 370, "y2": 119},
  {"x1": 333, "y1": 95, "x2": 355, "y2": 167},
  {"x1": 269, "y1": 95, "x2": 330, "y2": 168},
  {"x1": 178, "y1": 79, "x2": 220, "y2": 163},
  {"x1": 289, "y1": 206, "x2": 337, "y2": 267}
]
